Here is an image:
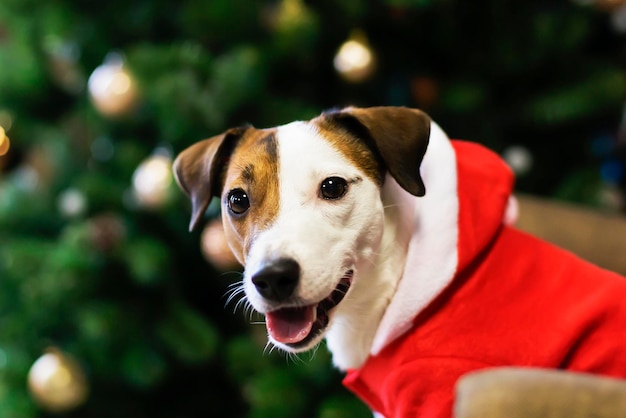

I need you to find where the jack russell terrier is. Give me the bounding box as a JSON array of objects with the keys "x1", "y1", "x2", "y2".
[{"x1": 173, "y1": 106, "x2": 626, "y2": 417}]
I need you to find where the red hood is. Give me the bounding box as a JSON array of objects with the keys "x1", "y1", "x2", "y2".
[
  {"x1": 454, "y1": 140, "x2": 516, "y2": 272},
  {"x1": 370, "y1": 123, "x2": 515, "y2": 355}
]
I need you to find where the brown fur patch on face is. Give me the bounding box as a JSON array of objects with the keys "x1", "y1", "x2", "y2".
[
  {"x1": 221, "y1": 128, "x2": 280, "y2": 263},
  {"x1": 312, "y1": 116, "x2": 384, "y2": 186}
]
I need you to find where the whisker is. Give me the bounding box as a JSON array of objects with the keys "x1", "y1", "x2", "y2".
[
  {"x1": 247, "y1": 305, "x2": 257, "y2": 322},
  {"x1": 223, "y1": 279, "x2": 245, "y2": 302},
  {"x1": 220, "y1": 271, "x2": 245, "y2": 287},
  {"x1": 263, "y1": 341, "x2": 279, "y2": 356},
  {"x1": 308, "y1": 343, "x2": 321, "y2": 361},
  {"x1": 233, "y1": 294, "x2": 250, "y2": 315},
  {"x1": 242, "y1": 303, "x2": 251, "y2": 318},
  {"x1": 287, "y1": 352, "x2": 305, "y2": 365},
  {"x1": 224, "y1": 287, "x2": 245, "y2": 308},
  {"x1": 225, "y1": 281, "x2": 243, "y2": 290}
]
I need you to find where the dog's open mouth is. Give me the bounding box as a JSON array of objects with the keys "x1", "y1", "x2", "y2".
[{"x1": 265, "y1": 270, "x2": 353, "y2": 348}]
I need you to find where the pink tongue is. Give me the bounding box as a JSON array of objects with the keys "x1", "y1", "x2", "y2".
[{"x1": 266, "y1": 306, "x2": 315, "y2": 344}]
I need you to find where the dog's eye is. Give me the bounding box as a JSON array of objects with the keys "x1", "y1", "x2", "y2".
[
  {"x1": 227, "y1": 189, "x2": 250, "y2": 215},
  {"x1": 320, "y1": 177, "x2": 348, "y2": 200}
]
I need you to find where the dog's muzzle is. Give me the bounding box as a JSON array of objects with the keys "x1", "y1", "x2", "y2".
[{"x1": 254, "y1": 264, "x2": 353, "y2": 347}]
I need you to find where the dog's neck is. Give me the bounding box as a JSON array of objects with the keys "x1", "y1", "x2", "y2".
[
  {"x1": 325, "y1": 121, "x2": 459, "y2": 371},
  {"x1": 325, "y1": 176, "x2": 416, "y2": 370}
]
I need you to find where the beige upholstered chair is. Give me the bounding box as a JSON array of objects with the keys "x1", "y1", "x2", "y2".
[
  {"x1": 455, "y1": 368, "x2": 626, "y2": 418},
  {"x1": 454, "y1": 195, "x2": 626, "y2": 418},
  {"x1": 515, "y1": 194, "x2": 626, "y2": 275}
]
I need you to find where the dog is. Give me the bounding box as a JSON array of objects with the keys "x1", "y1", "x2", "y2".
[{"x1": 173, "y1": 106, "x2": 626, "y2": 417}]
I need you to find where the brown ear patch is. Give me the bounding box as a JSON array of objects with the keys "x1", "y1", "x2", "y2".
[
  {"x1": 173, "y1": 126, "x2": 250, "y2": 231},
  {"x1": 220, "y1": 129, "x2": 280, "y2": 262},
  {"x1": 316, "y1": 107, "x2": 431, "y2": 196},
  {"x1": 313, "y1": 119, "x2": 384, "y2": 186}
]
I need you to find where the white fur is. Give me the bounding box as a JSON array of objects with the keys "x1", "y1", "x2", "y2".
[
  {"x1": 325, "y1": 174, "x2": 414, "y2": 369},
  {"x1": 242, "y1": 120, "x2": 463, "y2": 371},
  {"x1": 243, "y1": 122, "x2": 387, "y2": 357},
  {"x1": 371, "y1": 122, "x2": 459, "y2": 355}
]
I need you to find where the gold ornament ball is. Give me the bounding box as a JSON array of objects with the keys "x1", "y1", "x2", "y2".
[
  {"x1": 132, "y1": 152, "x2": 173, "y2": 209},
  {"x1": 28, "y1": 349, "x2": 89, "y2": 413},
  {"x1": 201, "y1": 218, "x2": 241, "y2": 271},
  {"x1": 263, "y1": 0, "x2": 310, "y2": 31},
  {"x1": 0, "y1": 126, "x2": 10, "y2": 156},
  {"x1": 333, "y1": 30, "x2": 377, "y2": 83},
  {"x1": 88, "y1": 57, "x2": 139, "y2": 117}
]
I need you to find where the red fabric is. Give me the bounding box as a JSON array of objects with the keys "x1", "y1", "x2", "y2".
[{"x1": 343, "y1": 141, "x2": 626, "y2": 418}]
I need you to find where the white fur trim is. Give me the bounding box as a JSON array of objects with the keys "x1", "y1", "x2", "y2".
[
  {"x1": 504, "y1": 195, "x2": 519, "y2": 226},
  {"x1": 370, "y1": 122, "x2": 459, "y2": 354}
]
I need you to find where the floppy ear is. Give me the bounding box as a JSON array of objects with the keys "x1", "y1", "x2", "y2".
[
  {"x1": 173, "y1": 127, "x2": 248, "y2": 231},
  {"x1": 323, "y1": 106, "x2": 431, "y2": 196}
]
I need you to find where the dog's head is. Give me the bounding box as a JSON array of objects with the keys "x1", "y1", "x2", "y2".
[{"x1": 173, "y1": 106, "x2": 430, "y2": 352}]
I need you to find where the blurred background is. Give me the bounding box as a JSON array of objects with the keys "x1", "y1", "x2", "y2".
[{"x1": 0, "y1": 0, "x2": 625, "y2": 417}]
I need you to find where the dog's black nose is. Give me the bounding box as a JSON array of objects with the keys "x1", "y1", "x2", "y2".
[{"x1": 251, "y1": 258, "x2": 300, "y2": 301}]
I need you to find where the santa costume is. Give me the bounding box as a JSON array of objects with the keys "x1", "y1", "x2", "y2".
[{"x1": 342, "y1": 124, "x2": 626, "y2": 418}]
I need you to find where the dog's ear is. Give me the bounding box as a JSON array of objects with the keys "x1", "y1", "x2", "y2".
[
  {"x1": 323, "y1": 106, "x2": 431, "y2": 196},
  {"x1": 173, "y1": 127, "x2": 248, "y2": 231}
]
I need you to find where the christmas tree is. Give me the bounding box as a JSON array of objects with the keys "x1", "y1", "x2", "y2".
[{"x1": 0, "y1": 0, "x2": 624, "y2": 417}]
